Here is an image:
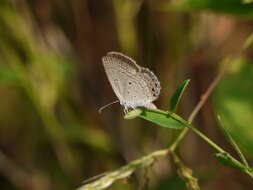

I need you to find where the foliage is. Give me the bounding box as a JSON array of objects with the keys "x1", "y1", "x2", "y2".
[
  {"x1": 214, "y1": 60, "x2": 253, "y2": 158},
  {"x1": 1, "y1": 0, "x2": 253, "y2": 190}
]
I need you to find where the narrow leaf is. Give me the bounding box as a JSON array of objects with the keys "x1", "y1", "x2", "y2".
[
  {"x1": 217, "y1": 115, "x2": 249, "y2": 167},
  {"x1": 215, "y1": 152, "x2": 246, "y2": 170},
  {"x1": 138, "y1": 109, "x2": 187, "y2": 129},
  {"x1": 124, "y1": 108, "x2": 143, "y2": 119},
  {"x1": 170, "y1": 79, "x2": 190, "y2": 112}
]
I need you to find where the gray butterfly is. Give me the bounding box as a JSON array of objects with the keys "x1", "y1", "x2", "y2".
[{"x1": 101, "y1": 52, "x2": 161, "y2": 113}]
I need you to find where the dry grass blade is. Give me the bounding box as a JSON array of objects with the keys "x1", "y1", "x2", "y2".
[{"x1": 77, "y1": 149, "x2": 168, "y2": 190}]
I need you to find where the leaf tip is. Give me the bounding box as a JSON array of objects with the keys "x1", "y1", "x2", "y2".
[{"x1": 124, "y1": 109, "x2": 143, "y2": 119}]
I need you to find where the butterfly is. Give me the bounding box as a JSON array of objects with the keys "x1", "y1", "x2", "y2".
[{"x1": 101, "y1": 52, "x2": 161, "y2": 113}]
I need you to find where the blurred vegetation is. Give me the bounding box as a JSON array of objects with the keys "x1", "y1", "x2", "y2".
[
  {"x1": 214, "y1": 59, "x2": 253, "y2": 158},
  {"x1": 0, "y1": 0, "x2": 253, "y2": 190}
]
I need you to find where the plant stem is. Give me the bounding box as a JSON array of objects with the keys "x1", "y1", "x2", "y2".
[
  {"x1": 169, "y1": 60, "x2": 253, "y2": 178},
  {"x1": 170, "y1": 59, "x2": 230, "y2": 152},
  {"x1": 170, "y1": 128, "x2": 188, "y2": 152},
  {"x1": 186, "y1": 125, "x2": 225, "y2": 153},
  {"x1": 245, "y1": 169, "x2": 253, "y2": 178}
]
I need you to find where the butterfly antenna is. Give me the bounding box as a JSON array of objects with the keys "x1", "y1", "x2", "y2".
[{"x1": 99, "y1": 100, "x2": 120, "y2": 114}]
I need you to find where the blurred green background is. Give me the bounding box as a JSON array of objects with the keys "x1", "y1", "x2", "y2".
[{"x1": 0, "y1": 0, "x2": 253, "y2": 189}]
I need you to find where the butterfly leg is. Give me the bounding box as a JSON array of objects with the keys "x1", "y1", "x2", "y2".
[{"x1": 123, "y1": 107, "x2": 129, "y2": 114}]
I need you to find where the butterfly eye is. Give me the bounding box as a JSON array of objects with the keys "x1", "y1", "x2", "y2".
[
  {"x1": 151, "y1": 88, "x2": 155, "y2": 92},
  {"x1": 128, "y1": 82, "x2": 132, "y2": 85}
]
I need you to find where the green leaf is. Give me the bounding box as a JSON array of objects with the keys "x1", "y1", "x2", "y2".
[
  {"x1": 215, "y1": 152, "x2": 246, "y2": 170},
  {"x1": 170, "y1": 79, "x2": 190, "y2": 112},
  {"x1": 138, "y1": 109, "x2": 188, "y2": 129},
  {"x1": 164, "y1": 0, "x2": 253, "y2": 18},
  {"x1": 217, "y1": 115, "x2": 249, "y2": 167},
  {"x1": 124, "y1": 108, "x2": 143, "y2": 119}
]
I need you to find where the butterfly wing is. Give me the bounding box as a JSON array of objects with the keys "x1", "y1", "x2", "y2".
[
  {"x1": 102, "y1": 52, "x2": 161, "y2": 109},
  {"x1": 102, "y1": 52, "x2": 140, "y2": 104},
  {"x1": 121, "y1": 67, "x2": 161, "y2": 108}
]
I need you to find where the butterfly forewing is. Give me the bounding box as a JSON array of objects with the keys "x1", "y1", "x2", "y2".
[{"x1": 102, "y1": 52, "x2": 139, "y2": 103}]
